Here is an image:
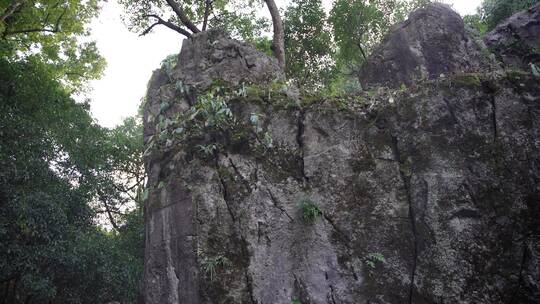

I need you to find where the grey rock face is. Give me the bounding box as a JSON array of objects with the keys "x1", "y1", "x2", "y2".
[
  {"x1": 171, "y1": 29, "x2": 284, "y2": 90},
  {"x1": 358, "y1": 3, "x2": 493, "y2": 89},
  {"x1": 484, "y1": 3, "x2": 540, "y2": 70},
  {"x1": 141, "y1": 7, "x2": 540, "y2": 304}
]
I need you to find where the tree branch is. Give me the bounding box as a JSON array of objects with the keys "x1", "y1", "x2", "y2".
[
  {"x1": 264, "y1": 0, "x2": 285, "y2": 69},
  {"x1": 141, "y1": 14, "x2": 192, "y2": 38},
  {"x1": 0, "y1": 0, "x2": 25, "y2": 23},
  {"x1": 165, "y1": 0, "x2": 200, "y2": 33},
  {"x1": 99, "y1": 195, "x2": 120, "y2": 231},
  {"x1": 3, "y1": 6, "x2": 66, "y2": 37},
  {"x1": 356, "y1": 42, "x2": 367, "y2": 61},
  {"x1": 202, "y1": 0, "x2": 212, "y2": 31}
]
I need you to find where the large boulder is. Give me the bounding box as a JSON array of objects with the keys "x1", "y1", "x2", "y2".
[
  {"x1": 141, "y1": 29, "x2": 284, "y2": 304},
  {"x1": 359, "y1": 3, "x2": 493, "y2": 88},
  {"x1": 171, "y1": 29, "x2": 283, "y2": 90},
  {"x1": 484, "y1": 3, "x2": 540, "y2": 70},
  {"x1": 141, "y1": 6, "x2": 540, "y2": 304}
]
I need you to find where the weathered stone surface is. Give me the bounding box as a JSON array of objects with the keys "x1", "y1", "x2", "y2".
[
  {"x1": 359, "y1": 3, "x2": 494, "y2": 89},
  {"x1": 171, "y1": 28, "x2": 284, "y2": 90},
  {"x1": 484, "y1": 3, "x2": 540, "y2": 70},
  {"x1": 141, "y1": 7, "x2": 540, "y2": 304}
]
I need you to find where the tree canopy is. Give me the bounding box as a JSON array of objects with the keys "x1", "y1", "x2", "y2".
[
  {"x1": 118, "y1": 0, "x2": 285, "y2": 67},
  {"x1": 0, "y1": 52, "x2": 144, "y2": 303},
  {"x1": 0, "y1": 0, "x2": 106, "y2": 91},
  {"x1": 284, "y1": 0, "x2": 335, "y2": 88},
  {"x1": 0, "y1": 1, "x2": 145, "y2": 303}
]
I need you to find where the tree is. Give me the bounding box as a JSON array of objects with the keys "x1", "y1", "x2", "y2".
[
  {"x1": 92, "y1": 116, "x2": 146, "y2": 231},
  {"x1": 0, "y1": 0, "x2": 106, "y2": 91},
  {"x1": 119, "y1": 0, "x2": 286, "y2": 68},
  {"x1": 0, "y1": 53, "x2": 146, "y2": 303},
  {"x1": 284, "y1": 0, "x2": 335, "y2": 88},
  {"x1": 264, "y1": 0, "x2": 285, "y2": 69},
  {"x1": 0, "y1": 2, "x2": 146, "y2": 301},
  {"x1": 0, "y1": 55, "x2": 94, "y2": 302}
]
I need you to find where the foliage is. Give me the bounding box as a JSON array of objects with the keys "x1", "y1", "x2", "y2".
[
  {"x1": 292, "y1": 299, "x2": 302, "y2": 304},
  {"x1": 201, "y1": 255, "x2": 231, "y2": 281},
  {"x1": 329, "y1": 0, "x2": 428, "y2": 69},
  {"x1": 0, "y1": 44, "x2": 143, "y2": 304},
  {"x1": 0, "y1": 0, "x2": 106, "y2": 91},
  {"x1": 463, "y1": 13, "x2": 488, "y2": 35},
  {"x1": 365, "y1": 252, "x2": 386, "y2": 269},
  {"x1": 479, "y1": 0, "x2": 538, "y2": 30},
  {"x1": 198, "y1": 143, "x2": 219, "y2": 156},
  {"x1": 252, "y1": 36, "x2": 273, "y2": 56},
  {"x1": 161, "y1": 53, "x2": 179, "y2": 79},
  {"x1": 464, "y1": 0, "x2": 538, "y2": 35},
  {"x1": 93, "y1": 116, "x2": 145, "y2": 230},
  {"x1": 531, "y1": 63, "x2": 540, "y2": 77},
  {"x1": 118, "y1": 0, "x2": 268, "y2": 41},
  {"x1": 208, "y1": 5, "x2": 271, "y2": 41},
  {"x1": 190, "y1": 91, "x2": 234, "y2": 128},
  {"x1": 284, "y1": 0, "x2": 336, "y2": 89},
  {"x1": 298, "y1": 198, "x2": 322, "y2": 222}
]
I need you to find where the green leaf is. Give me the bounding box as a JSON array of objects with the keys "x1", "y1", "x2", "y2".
[
  {"x1": 142, "y1": 189, "x2": 149, "y2": 201},
  {"x1": 160, "y1": 101, "x2": 170, "y2": 113}
]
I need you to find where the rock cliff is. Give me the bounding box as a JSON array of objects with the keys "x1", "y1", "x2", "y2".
[
  {"x1": 484, "y1": 3, "x2": 540, "y2": 70},
  {"x1": 141, "y1": 4, "x2": 540, "y2": 304}
]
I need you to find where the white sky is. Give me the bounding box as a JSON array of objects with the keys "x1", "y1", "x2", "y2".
[{"x1": 88, "y1": 0, "x2": 482, "y2": 128}]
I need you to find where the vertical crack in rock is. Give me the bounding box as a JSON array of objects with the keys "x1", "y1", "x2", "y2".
[
  {"x1": 328, "y1": 285, "x2": 338, "y2": 304},
  {"x1": 296, "y1": 109, "x2": 310, "y2": 184},
  {"x1": 215, "y1": 154, "x2": 256, "y2": 303},
  {"x1": 215, "y1": 155, "x2": 237, "y2": 223},
  {"x1": 489, "y1": 95, "x2": 498, "y2": 141},
  {"x1": 443, "y1": 97, "x2": 459, "y2": 126},
  {"x1": 391, "y1": 135, "x2": 418, "y2": 304},
  {"x1": 509, "y1": 239, "x2": 529, "y2": 304},
  {"x1": 266, "y1": 188, "x2": 294, "y2": 222},
  {"x1": 227, "y1": 156, "x2": 249, "y2": 187},
  {"x1": 322, "y1": 213, "x2": 351, "y2": 247},
  {"x1": 244, "y1": 269, "x2": 257, "y2": 304},
  {"x1": 322, "y1": 213, "x2": 360, "y2": 281}
]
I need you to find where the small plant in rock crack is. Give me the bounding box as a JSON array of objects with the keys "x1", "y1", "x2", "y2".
[
  {"x1": 250, "y1": 112, "x2": 264, "y2": 133},
  {"x1": 201, "y1": 255, "x2": 231, "y2": 281},
  {"x1": 298, "y1": 198, "x2": 322, "y2": 222},
  {"x1": 364, "y1": 252, "x2": 386, "y2": 269},
  {"x1": 197, "y1": 143, "x2": 218, "y2": 157},
  {"x1": 160, "y1": 54, "x2": 178, "y2": 80},
  {"x1": 291, "y1": 299, "x2": 302, "y2": 304},
  {"x1": 189, "y1": 92, "x2": 233, "y2": 129}
]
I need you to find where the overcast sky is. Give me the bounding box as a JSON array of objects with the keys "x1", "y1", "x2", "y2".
[{"x1": 87, "y1": 0, "x2": 482, "y2": 128}]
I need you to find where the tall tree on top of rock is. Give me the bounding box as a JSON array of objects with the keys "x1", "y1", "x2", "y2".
[
  {"x1": 119, "y1": 0, "x2": 286, "y2": 69},
  {"x1": 264, "y1": 0, "x2": 285, "y2": 69}
]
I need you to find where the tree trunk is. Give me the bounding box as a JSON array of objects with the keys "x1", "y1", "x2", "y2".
[
  {"x1": 264, "y1": 0, "x2": 285, "y2": 70},
  {"x1": 165, "y1": 0, "x2": 200, "y2": 33}
]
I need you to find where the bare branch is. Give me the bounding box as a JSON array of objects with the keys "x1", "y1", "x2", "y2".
[
  {"x1": 165, "y1": 0, "x2": 200, "y2": 33},
  {"x1": 141, "y1": 14, "x2": 192, "y2": 38}
]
